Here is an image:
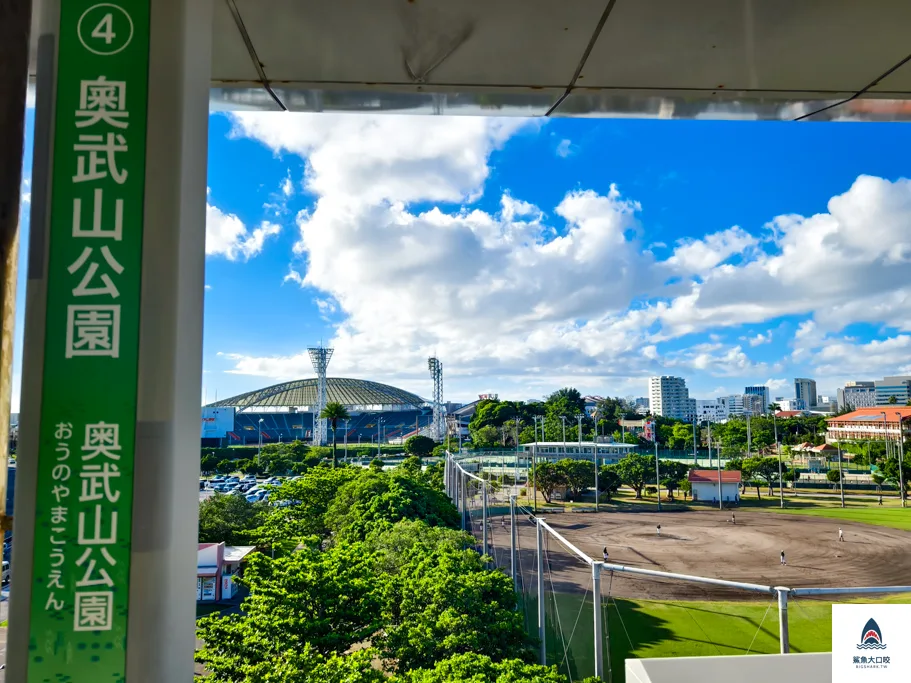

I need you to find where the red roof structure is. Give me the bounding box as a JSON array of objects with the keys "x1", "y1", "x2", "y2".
[
  {"x1": 775, "y1": 411, "x2": 804, "y2": 418},
  {"x1": 688, "y1": 469, "x2": 742, "y2": 484}
]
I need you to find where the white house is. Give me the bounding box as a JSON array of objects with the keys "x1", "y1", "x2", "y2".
[{"x1": 688, "y1": 469, "x2": 741, "y2": 504}]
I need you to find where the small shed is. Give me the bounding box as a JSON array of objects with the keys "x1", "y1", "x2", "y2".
[
  {"x1": 197, "y1": 542, "x2": 257, "y2": 602},
  {"x1": 688, "y1": 469, "x2": 741, "y2": 504}
]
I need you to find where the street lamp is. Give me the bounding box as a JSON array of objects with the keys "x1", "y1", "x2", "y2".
[
  {"x1": 257, "y1": 418, "x2": 264, "y2": 463},
  {"x1": 377, "y1": 417, "x2": 384, "y2": 458},
  {"x1": 560, "y1": 416, "x2": 567, "y2": 455},
  {"x1": 577, "y1": 414, "x2": 583, "y2": 446},
  {"x1": 895, "y1": 411, "x2": 906, "y2": 508},
  {"x1": 343, "y1": 419, "x2": 349, "y2": 463}
]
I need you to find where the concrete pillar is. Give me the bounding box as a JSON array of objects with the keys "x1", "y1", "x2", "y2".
[
  {"x1": 510, "y1": 495, "x2": 517, "y2": 594},
  {"x1": 537, "y1": 518, "x2": 546, "y2": 665}
]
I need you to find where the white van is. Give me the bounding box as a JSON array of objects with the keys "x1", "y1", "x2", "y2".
[{"x1": 2, "y1": 560, "x2": 10, "y2": 584}]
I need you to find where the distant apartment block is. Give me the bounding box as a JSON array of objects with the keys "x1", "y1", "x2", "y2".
[
  {"x1": 695, "y1": 399, "x2": 728, "y2": 423},
  {"x1": 874, "y1": 376, "x2": 911, "y2": 406},
  {"x1": 794, "y1": 378, "x2": 817, "y2": 408},
  {"x1": 778, "y1": 398, "x2": 806, "y2": 411},
  {"x1": 837, "y1": 381, "x2": 876, "y2": 410},
  {"x1": 744, "y1": 385, "x2": 770, "y2": 413},
  {"x1": 743, "y1": 393, "x2": 765, "y2": 415},
  {"x1": 647, "y1": 376, "x2": 694, "y2": 420}
]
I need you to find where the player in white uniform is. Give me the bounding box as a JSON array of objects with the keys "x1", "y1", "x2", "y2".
[{"x1": 838, "y1": 527, "x2": 844, "y2": 542}]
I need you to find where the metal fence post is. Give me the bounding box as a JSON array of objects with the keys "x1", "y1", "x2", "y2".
[
  {"x1": 482, "y1": 480, "x2": 489, "y2": 561},
  {"x1": 593, "y1": 562, "x2": 604, "y2": 680},
  {"x1": 537, "y1": 518, "x2": 546, "y2": 665},
  {"x1": 444, "y1": 453, "x2": 450, "y2": 497},
  {"x1": 777, "y1": 587, "x2": 790, "y2": 653},
  {"x1": 461, "y1": 471, "x2": 468, "y2": 531},
  {"x1": 510, "y1": 495, "x2": 517, "y2": 594}
]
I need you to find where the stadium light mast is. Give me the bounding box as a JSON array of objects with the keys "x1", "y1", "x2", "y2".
[
  {"x1": 428, "y1": 357, "x2": 444, "y2": 442},
  {"x1": 895, "y1": 411, "x2": 906, "y2": 508},
  {"x1": 308, "y1": 346, "x2": 334, "y2": 446}
]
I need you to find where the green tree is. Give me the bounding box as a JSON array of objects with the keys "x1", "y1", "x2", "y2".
[
  {"x1": 196, "y1": 543, "x2": 385, "y2": 679},
  {"x1": 399, "y1": 653, "x2": 567, "y2": 683},
  {"x1": 377, "y1": 547, "x2": 530, "y2": 672},
  {"x1": 747, "y1": 478, "x2": 764, "y2": 500},
  {"x1": 320, "y1": 402, "x2": 351, "y2": 468},
  {"x1": 750, "y1": 456, "x2": 781, "y2": 495},
  {"x1": 679, "y1": 477, "x2": 692, "y2": 500},
  {"x1": 198, "y1": 494, "x2": 267, "y2": 545},
  {"x1": 597, "y1": 466, "x2": 622, "y2": 502},
  {"x1": 405, "y1": 435, "x2": 436, "y2": 459},
  {"x1": 668, "y1": 423, "x2": 694, "y2": 450},
  {"x1": 555, "y1": 459, "x2": 594, "y2": 500},
  {"x1": 215, "y1": 459, "x2": 235, "y2": 475},
  {"x1": 209, "y1": 645, "x2": 385, "y2": 683},
  {"x1": 325, "y1": 470, "x2": 459, "y2": 542},
  {"x1": 826, "y1": 468, "x2": 841, "y2": 484},
  {"x1": 530, "y1": 462, "x2": 565, "y2": 503},
  {"x1": 366, "y1": 519, "x2": 475, "y2": 574},
  {"x1": 613, "y1": 453, "x2": 655, "y2": 499},
  {"x1": 201, "y1": 452, "x2": 218, "y2": 474},
  {"x1": 472, "y1": 425, "x2": 500, "y2": 448},
  {"x1": 253, "y1": 466, "x2": 359, "y2": 546},
  {"x1": 369, "y1": 457, "x2": 385, "y2": 471},
  {"x1": 400, "y1": 455, "x2": 422, "y2": 476},
  {"x1": 888, "y1": 395, "x2": 898, "y2": 405},
  {"x1": 660, "y1": 477, "x2": 678, "y2": 500}
]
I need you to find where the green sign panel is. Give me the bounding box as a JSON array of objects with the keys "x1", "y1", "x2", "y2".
[{"x1": 28, "y1": 2, "x2": 149, "y2": 680}]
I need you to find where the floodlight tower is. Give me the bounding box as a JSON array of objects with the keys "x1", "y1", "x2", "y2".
[
  {"x1": 308, "y1": 346, "x2": 334, "y2": 445},
  {"x1": 428, "y1": 357, "x2": 444, "y2": 441}
]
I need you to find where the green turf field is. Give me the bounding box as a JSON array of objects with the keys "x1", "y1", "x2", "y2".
[
  {"x1": 767, "y1": 506, "x2": 911, "y2": 531},
  {"x1": 524, "y1": 591, "x2": 910, "y2": 682}
]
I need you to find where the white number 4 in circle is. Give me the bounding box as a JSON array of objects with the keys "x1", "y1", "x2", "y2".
[{"x1": 91, "y1": 13, "x2": 115, "y2": 45}]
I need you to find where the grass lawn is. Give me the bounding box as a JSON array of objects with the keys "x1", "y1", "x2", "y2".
[
  {"x1": 766, "y1": 505, "x2": 911, "y2": 531},
  {"x1": 523, "y1": 592, "x2": 911, "y2": 683}
]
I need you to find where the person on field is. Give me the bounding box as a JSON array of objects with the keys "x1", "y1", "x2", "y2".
[
  {"x1": 731, "y1": 513, "x2": 736, "y2": 524},
  {"x1": 780, "y1": 550, "x2": 787, "y2": 565},
  {"x1": 838, "y1": 527, "x2": 844, "y2": 542},
  {"x1": 603, "y1": 547, "x2": 609, "y2": 562},
  {"x1": 656, "y1": 524, "x2": 661, "y2": 537}
]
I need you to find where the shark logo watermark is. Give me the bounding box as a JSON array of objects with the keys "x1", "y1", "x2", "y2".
[{"x1": 858, "y1": 618, "x2": 887, "y2": 650}]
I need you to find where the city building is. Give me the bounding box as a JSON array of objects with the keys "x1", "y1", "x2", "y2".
[
  {"x1": 837, "y1": 381, "x2": 876, "y2": 410},
  {"x1": 695, "y1": 399, "x2": 728, "y2": 423},
  {"x1": 718, "y1": 394, "x2": 744, "y2": 416},
  {"x1": 743, "y1": 394, "x2": 765, "y2": 415},
  {"x1": 825, "y1": 407, "x2": 911, "y2": 444},
  {"x1": 874, "y1": 376, "x2": 911, "y2": 406},
  {"x1": 634, "y1": 397, "x2": 650, "y2": 414},
  {"x1": 794, "y1": 378, "x2": 817, "y2": 409},
  {"x1": 647, "y1": 376, "x2": 694, "y2": 420},
  {"x1": 744, "y1": 385, "x2": 769, "y2": 413},
  {"x1": 778, "y1": 398, "x2": 806, "y2": 412}
]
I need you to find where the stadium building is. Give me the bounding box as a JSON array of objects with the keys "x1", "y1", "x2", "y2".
[{"x1": 201, "y1": 377, "x2": 432, "y2": 447}]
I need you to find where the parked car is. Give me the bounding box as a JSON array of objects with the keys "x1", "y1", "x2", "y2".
[
  {"x1": 225, "y1": 476, "x2": 240, "y2": 484},
  {"x1": 210, "y1": 476, "x2": 225, "y2": 484},
  {"x1": 199, "y1": 480, "x2": 207, "y2": 490},
  {"x1": 245, "y1": 494, "x2": 260, "y2": 503},
  {"x1": 2, "y1": 560, "x2": 11, "y2": 584}
]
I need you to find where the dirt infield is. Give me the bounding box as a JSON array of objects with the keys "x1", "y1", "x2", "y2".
[{"x1": 484, "y1": 508, "x2": 911, "y2": 600}]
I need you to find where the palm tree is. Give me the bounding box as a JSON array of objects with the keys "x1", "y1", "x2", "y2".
[{"x1": 320, "y1": 402, "x2": 350, "y2": 468}]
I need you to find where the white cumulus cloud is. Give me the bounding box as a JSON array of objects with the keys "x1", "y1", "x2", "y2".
[{"x1": 206, "y1": 202, "x2": 281, "y2": 261}]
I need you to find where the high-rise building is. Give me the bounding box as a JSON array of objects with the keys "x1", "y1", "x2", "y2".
[
  {"x1": 779, "y1": 398, "x2": 806, "y2": 412},
  {"x1": 743, "y1": 394, "x2": 765, "y2": 415},
  {"x1": 647, "y1": 376, "x2": 693, "y2": 420},
  {"x1": 744, "y1": 385, "x2": 770, "y2": 413},
  {"x1": 794, "y1": 378, "x2": 817, "y2": 408},
  {"x1": 718, "y1": 394, "x2": 744, "y2": 416},
  {"x1": 874, "y1": 376, "x2": 911, "y2": 406}
]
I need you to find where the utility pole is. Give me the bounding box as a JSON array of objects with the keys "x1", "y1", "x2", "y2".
[
  {"x1": 896, "y1": 412, "x2": 906, "y2": 508},
  {"x1": 561, "y1": 416, "x2": 567, "y2": 455},
  {"x1": 774, "y1": 413, "x2": 784, "y2": 508},
  {"x1": 654, "y1": 438, "x2": 661, "y2": 512},
  {"x1": 837, "y1": 441, "x2": 845, "y2": 508},
  {"x1": 0, "y1": 0, "x2": 30, "y2": 539},
  {"x1": 577, "y1": 413, "x2": 583, "y2": 446}
]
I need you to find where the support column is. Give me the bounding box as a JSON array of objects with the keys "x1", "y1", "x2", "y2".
[
  {"x1": 537, "y1": 518, "x2": 546, "y2": 665},
  {"x1": 777, "y1": 588, "x2": 790, "y2": 654},
  {"x1": 510, "y1": 495, "x2": 517, "y2": 594},
  {"x1": 9, "y1": 2, "x2": 212, "y2": 682},
  {"x1": 461, "y1": 471, "x2": 467, "y2": 531},
  {"x1": 593, "y1": 562, "x2": 603, "y2": 680}
]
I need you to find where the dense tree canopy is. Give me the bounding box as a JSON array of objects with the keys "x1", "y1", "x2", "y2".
[
  {"x1": 399, "y1": 653, "x2": 569, "y2": 683},
  {"x1": 406, "y1": 435, "x2": 436, "y2": 459},
  {"x1": 198, "y1": 493, "x2": 267, "y2": 545}
]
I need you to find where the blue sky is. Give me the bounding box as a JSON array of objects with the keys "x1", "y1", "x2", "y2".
[{"x1": 14, "y1": 110, "x2": 911, "y2": 409}]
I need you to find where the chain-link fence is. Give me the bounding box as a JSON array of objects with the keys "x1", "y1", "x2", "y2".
[{"x1": 445, "y1": 452, "x2": 911, "y2": 683}]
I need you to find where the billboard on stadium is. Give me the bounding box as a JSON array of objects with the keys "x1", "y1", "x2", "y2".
[{"x1": 201, "y1": 406, "x2": 235, "y2": 438}]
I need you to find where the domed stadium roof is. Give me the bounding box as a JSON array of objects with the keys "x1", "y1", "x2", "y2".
[{"x1": 207, "y1": 377, "x2": 426, "y2": 410}]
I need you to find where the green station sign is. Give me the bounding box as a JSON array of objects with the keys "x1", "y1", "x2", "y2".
[{"x1": 27, "y1": 2, "x2": 149, "y2": 680}]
